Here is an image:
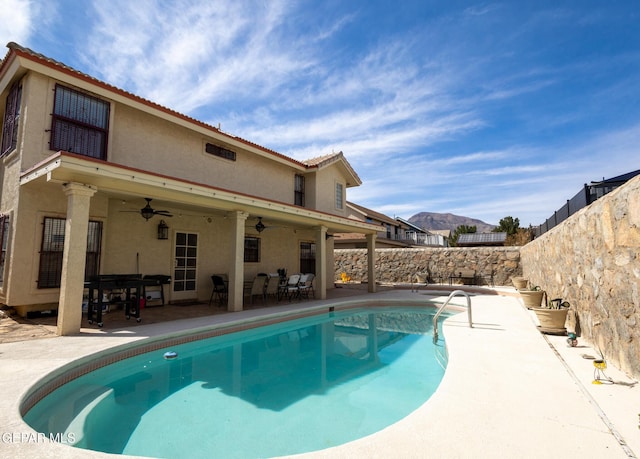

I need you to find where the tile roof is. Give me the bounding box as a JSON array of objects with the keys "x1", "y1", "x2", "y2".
[
  {"x1": 303, "y1": 152, "x2": 361, "y2": 186},
  {"x1": 346, "y1": 201, "x2": 396, "y2": 225}
]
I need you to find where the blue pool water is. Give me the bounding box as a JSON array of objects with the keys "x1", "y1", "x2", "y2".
[{"x1": 24, "y1": 307, "x2": 450, "y2": 458}]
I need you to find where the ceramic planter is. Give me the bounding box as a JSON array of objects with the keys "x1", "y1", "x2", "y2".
[
  {"x1": 519, "y1": 289, "x2": 545, "y2": 308},
  {"x1": 532, "y1": 307, "x2": 569, "y2": 333},
  {"x1": 512, "y1": 277, "x2": 528, "y2": 290}
]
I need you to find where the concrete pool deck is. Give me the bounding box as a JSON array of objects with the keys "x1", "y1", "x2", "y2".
[{"x1": 1, "y1": 287, "x2": 638, "y2": 458}]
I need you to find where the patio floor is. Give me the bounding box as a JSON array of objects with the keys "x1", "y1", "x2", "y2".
[{"x1": 0, "y1": 283, "x2": 381, "y2": 344}]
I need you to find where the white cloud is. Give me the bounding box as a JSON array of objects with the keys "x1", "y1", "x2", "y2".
[
  {"x1": 82, "y1": 0, "x2": 321, "y2": 114},
  {"x1": 0, "y1": 0, "x2": 33, "y2": 46},
  {"x1": 70, "y1": 1, "x2": 488, "y2": 166}
]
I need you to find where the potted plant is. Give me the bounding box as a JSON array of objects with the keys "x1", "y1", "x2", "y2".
[
  {"x1": 512, "y1": 276, "x2": 528, "y2": 290},
  {"x1": 519, "y1": 285, "x2": 546, "y2": 309},
  {"x1": 532, "y1": 298, "x2": 570, "y2": 334}
]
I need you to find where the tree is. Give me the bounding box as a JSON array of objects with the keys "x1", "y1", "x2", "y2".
[
  {"x1": 507, "y1": 227, "x2": 534, "y2": 246},
  {"x1": 493, "y1": 216, "x2": 520, "y2": 236},
  {"x1": 450, "y1": 225, "x2": 476, "y2": 247}
]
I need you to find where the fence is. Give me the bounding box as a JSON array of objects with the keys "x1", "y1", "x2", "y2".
[{"x1": 533, "y1": 171, "x2": 639, "y2": 237}]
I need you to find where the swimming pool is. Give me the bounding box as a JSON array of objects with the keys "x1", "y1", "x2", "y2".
[{"x1": 23, "y1": 306, "x2": 451, "y2": 458}]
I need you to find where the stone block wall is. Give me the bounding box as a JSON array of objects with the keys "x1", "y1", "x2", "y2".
[
  {"x1": 335, "y1": 246, "x2": 522, "y2": 287},
  {"x1": 520, "y1": 175, "x2": 640, "y2": 378}
]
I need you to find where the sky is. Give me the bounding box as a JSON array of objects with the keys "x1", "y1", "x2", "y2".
[{"x1": 2, "y1": 0, "x2": 639, "y2": 227}]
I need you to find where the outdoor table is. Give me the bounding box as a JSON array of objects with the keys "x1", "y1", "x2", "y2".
[{"x1": 85, "y1": 274, "x2": 164, "y2": 327}]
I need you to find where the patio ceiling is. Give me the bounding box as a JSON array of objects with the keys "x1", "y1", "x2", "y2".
[{"x1": 20, "y1": 152, "x2": 380, "y2": 235}]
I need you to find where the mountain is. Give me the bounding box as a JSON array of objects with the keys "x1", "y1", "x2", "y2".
[{"x1": 408, "y1": 212, "x2": 496, "y2": 233}]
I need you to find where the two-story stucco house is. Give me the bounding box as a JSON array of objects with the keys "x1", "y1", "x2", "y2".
[{"x1": 0, "y1": 43, "x2": 379, "y2": 335}]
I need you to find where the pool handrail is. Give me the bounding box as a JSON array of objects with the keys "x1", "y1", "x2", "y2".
[{"x1": 433, "y1": 289, "x2": 473, "y2": 342}]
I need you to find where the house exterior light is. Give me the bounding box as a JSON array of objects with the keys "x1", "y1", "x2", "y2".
[{"x1": 157, "y1": 220, "x2": 169, "y2": 240}]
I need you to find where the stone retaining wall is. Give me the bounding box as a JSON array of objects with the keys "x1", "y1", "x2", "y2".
[
  {"x1": 334, "y1": 246, "x2": 522, "y2": 287},
  {"x1": 521, "y1": 175, "x2": 640, "y2": 378}
]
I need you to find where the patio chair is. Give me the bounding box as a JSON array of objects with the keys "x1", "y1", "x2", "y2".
[
  {"x1": 265, "y1": 274, "x2": 280, "y2": 302},
  {"x1": 298, "y1": 273, "x2": 315, "y2": 299},
  {"x1": 285, "y1": 274, "x2": 301, "y2": 301},
  {"x1": 209, "y1": 275, "x2": 228, "y2": 306},
  {"x1": 411, "y1": 272, "x2": 429, "y2": 292},
  {"x1": 245, "y1": 275, "x2": 268, "y2": 304}
]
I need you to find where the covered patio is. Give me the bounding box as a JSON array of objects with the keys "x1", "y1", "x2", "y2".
[{"x1": 17, "y1": 152, "x2": 379, "y2": 336}]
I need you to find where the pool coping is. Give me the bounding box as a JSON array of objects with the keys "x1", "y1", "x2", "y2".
[{"x1": 1, "y1": 289, "x2": 639, "y2": 458}]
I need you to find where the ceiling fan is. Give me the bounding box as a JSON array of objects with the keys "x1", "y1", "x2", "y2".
[
  {"x1": 255, "y1": 217, "x2": 267, "y2": 232},
  {"x1": 251, "y1": 217, "x2": 285, "y2": 232},
  {"x1": 134, "y1": 198, "x2": 173, "y2": 220}
]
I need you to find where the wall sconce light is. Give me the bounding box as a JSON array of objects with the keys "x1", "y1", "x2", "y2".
[{"x1": 157, "y1": 220, "x2": 169, "y2": 240}]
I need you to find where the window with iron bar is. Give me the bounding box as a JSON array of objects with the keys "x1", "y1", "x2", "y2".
[
  {"x1": 299, "y1": 242, "x2": 316, "y2": 274},
  {"x1": 205, "y1": 143, "x2": 236, "y2": 161},
  {"x1": 244, "y1": 236, "x2": 260, "y2": 263},
  {"x1": 295, "y1": 174, "x2": 305, "y2": 206},
  {"x1": 0, "y1": 215, "x2": 10, "y2": 287},
  {"x1": 37, "y1": 217, "x2": 103, "y2": 288},
  {"x1": 50, "y1": 84, "x2": 110, "y2": 159},
  {"x1": 1, "y1": 82, "x2": 22, "y2": 157}
]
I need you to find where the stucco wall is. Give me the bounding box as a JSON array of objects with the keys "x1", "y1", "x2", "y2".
[
  {"x1": 334, "y1": 246, "x2": 522, "y2": 286},
  {"x1": 14, "y1": 73, "x2": 53, "y2": 169},
  {"x1": 520, "y1": 175, "x2": 640, "y2": 378},
  {"x1": 8, "y1": 71, "x2": 351, "y2": 219},
  {"x1": 110, "y1": 103, "x2": 304, "y2": 205},
  {"x1": 315, "y1": 165, "x2": 345, "y2": 216}
]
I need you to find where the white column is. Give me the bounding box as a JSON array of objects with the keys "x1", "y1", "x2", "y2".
[
  {"x1": 228, "y1": 211, "x2": 248, "y2": 312},
  {"x1": 315, "y1": 226, "x2": 327, "y2": 300},
  {"x1": 367, "y1": 233, "x2": 377, "y2": 293},
  {"x1": 57, "y1": 182, "x2": 97, "y2": 336}
]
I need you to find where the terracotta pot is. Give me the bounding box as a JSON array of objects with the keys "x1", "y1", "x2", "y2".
[
  {"x1": 533, "y1": 307, "x2": 569, "y2": 331},
  {"x1": 512, "y1": 277, "x2": 528, "y2": 290},
  {"x1": 519, "y1": 290, "x2": 545, "y2": 308}
]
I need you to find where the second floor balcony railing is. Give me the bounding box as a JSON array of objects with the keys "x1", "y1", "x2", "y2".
[{"x1": 389, "y1": 233, "x2": 447, "y2": 247}]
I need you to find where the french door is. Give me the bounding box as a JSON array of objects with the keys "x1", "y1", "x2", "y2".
[{"x1": 173, "y1": 231, "x2": 198, "y2": 301}]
